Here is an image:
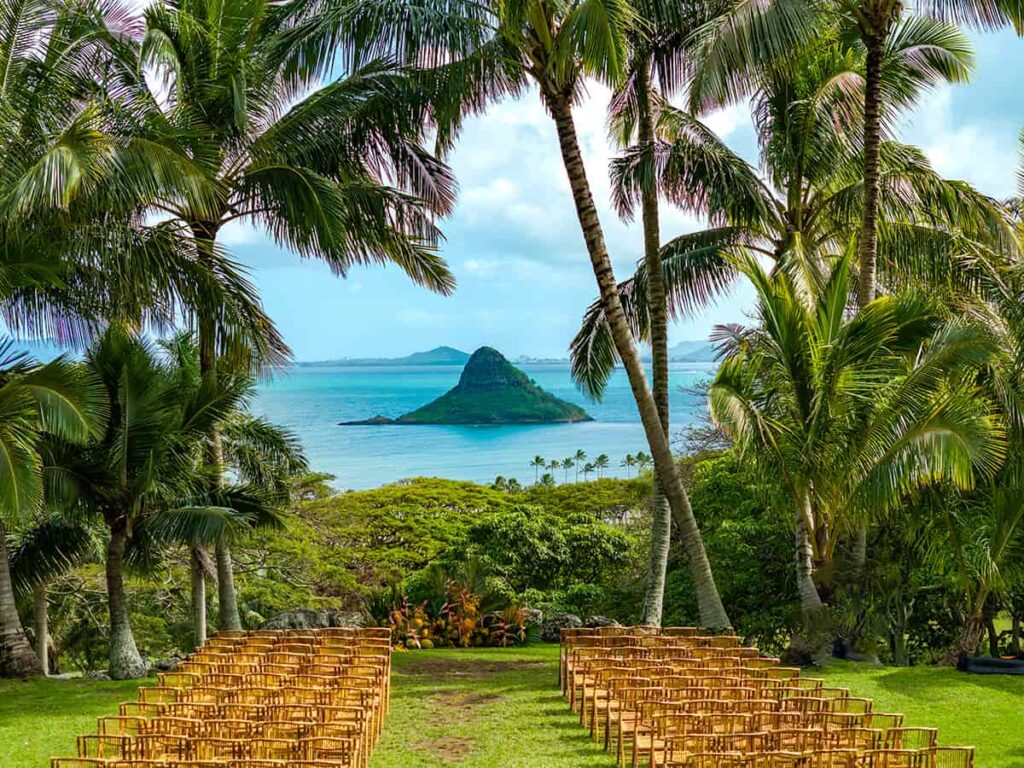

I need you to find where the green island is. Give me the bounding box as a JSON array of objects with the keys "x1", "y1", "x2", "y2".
[{"x1": 342, "y1": 347, "x2": 592, "y2": 425}]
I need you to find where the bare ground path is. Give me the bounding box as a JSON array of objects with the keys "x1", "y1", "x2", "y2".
[{"x1": 368, "y1": 645, "x2": 616, "y2": 768}]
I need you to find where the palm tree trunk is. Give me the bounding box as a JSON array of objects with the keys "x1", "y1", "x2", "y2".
[
  {"x1": 106, "y1": 520, "x2": 147, "y2": 679},
  {"x1": 196, "y1": 293, "x2": 242, "y2": 633},
  {"x1": 792, "y1": 492, "x2": 828, "y2": 661},
  {"x1": 216, "y1": 543, "x2": 242, "y2": 631},
  {"x1": 0, "y1": 528, "x2": 42, "y2": 677},
  {"x1": 191, "y1": 548, "x2": 207, "y2": 647},
  {"x1": 635, "y1": 57, "x2": 672, "y2": 628},
  {"x1": 547, "y1": 94, "x2": 730, "y2": 630},
  {"x1": 858, "y1": 32, "x2": 885, "y2": 308},
  {"x1": 33, "y1": 583, "x2": 48, "y2": 676}
]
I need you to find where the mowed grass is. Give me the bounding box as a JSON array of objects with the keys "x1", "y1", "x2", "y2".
[
  {"x1": 0, "y1": 676, "x2": 150, "y2": 767},
  {"x1": 369, "y1": 645, "x2": 615, "y2": 767},
  {"x1": 819, "y1": 660, "x2": 1024, "y2": 768},
  {"x1": 2, "y1": 646, "x2": 1023, "y2": 767}
]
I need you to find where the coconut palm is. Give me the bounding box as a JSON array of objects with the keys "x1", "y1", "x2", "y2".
[
  {"x1": 0, "y1": 346, "x2": 104, "y2": 678},
  {"x1": 285, "y1": 0, "x2": 732, "y2": 629},
  {"x1": 43, "y1": 328, "x2": 284, "y2": 678},
  {"x1": 837, "y1": 0, "x2": 1024, "y2": 307},
  {"x1": 594, "y1": 454, "x2": 610, "y2": 478},
  {"x1": 561, "y1": 458, "x2": 575, "y2": 484},
  {"x1": 133, "y1": 0, "x2": 459, "y2": 634},
  {"x1": 621, "y1": 454, "x2": 637, "y2": 478},
  {"x1": 708, "y1": 251, "x2": 1005, "y2": 655},
  {"x1": 573, "y1": 449, "x2": 587, "y2": 482},
  {"x1": 530, "y1": 455, "x2": 546, "y2": 484},
  {"x1": 9, "y1": 517, "x2": 100, "y2": 675},
  {"x1": 573, "y1": 31, "x2": 1014, "y2": 398}
]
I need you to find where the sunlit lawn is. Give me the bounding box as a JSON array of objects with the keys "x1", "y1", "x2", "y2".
[{"x1": 3, "y1": 646, "x2": 1024, "y2": 767}]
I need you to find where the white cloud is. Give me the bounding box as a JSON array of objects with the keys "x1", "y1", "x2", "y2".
[{"x1": 901, "y1": 86, "x2": 1018, "y2": 199}]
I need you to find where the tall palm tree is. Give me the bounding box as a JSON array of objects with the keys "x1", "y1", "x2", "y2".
[
  {"x1": 285, "y1": 0, "x2": 731, "y2": 629},
  {"x1": 709, "y1": 251, "x2": 1005, "y2": 656},
  {"x1": 838, "y1": 0, "x2": 1024, "y2": 307},
  {"x1": 530, "y1": 455, "x2": 546, "y2": 484},
  {"x1": 621, "y1": 454, "x2": 637, "y2": 478},
  {"x1": 0, "y1": 346, "x2": 104, "y2": 677},
  {"x1": 135, "y1": 0, "x2": 458, "y2": 633},
  {"x1": 594, "y1": 454, "x2": 609, "y2": 477},
  {"x1": 561, "y1": 458, "x2": 575, "y2": 484},
  {"x1": 573, "y1": 30, "x2": 1014, "y2": 395},
  {"x1": 574, "y1": 449, "x2": 587, "y2": 482}
]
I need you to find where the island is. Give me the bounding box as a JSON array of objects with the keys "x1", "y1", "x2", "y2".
[
  {"x1": 340, "y1": 346, "x2": 593, "y2": 425},
  {"x1": 300, "y1": 346, "x2": 470, "y2": 367}
]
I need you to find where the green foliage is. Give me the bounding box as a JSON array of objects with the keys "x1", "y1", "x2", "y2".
[{"x1": 664, "y1": 452, "x2": 799, "y2": 653}]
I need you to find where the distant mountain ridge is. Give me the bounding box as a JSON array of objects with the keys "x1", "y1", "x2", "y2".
[
  {"x1": 341, "y1": 347, "x2": 592, "y2": 425},
  {"x1": 301, "y1": 346, "x2": 470, "y2": 367}
]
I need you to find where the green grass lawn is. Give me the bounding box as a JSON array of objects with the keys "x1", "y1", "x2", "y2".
[
  {"x1": 819, "y1": 660, "x2": 1024, "y2": 768},
  {"x1": 3, "y1": 646, "x2": 1024, "y2": 768},
  {"x1": 0, "y1": 676, "x2": 151, "y2": 767}
]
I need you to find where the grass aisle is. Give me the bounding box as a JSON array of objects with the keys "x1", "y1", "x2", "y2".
[{"x1": 369, "y1": 645, "x2": 614, "y2": 768}]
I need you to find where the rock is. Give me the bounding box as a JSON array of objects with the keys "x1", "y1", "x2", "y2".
[
  {"x1": 260, "y1": 609, "x2": 365, "y2": 630},
  {"x1": 151, "y1": 655, "x2": 184, "y2": 673},
  {"x1": 84, "y1": 670, "x2": 111, "y2": 681},
  {"x1": 540, "y1": 613, "x2": 582, "y2": 643},
  {"x1": 583, "y1": 615, "x2": 621, "y2": 628}
]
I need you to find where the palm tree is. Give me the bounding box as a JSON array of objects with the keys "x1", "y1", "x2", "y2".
[
  {"x1": 0, "y1": 347, "x2": 104, "y2": 678},
  {"x1": 837, "y1": 0, "x2": 1024, "y2": 307},
  {"x1": 10, "y1": 517, "x2": 99, "y2": 675},
  {"x1": 582, "y1": 463, "x2": 594, "y2": 481},
  {"x1": 530, "y1": 455, "x2": 546, "y2": 484},
  {"x1": 281, "y1": 0, "x2": 731, "y2": 629},
  {"x1": 561, "y1": 458, "x2": 575, "y2": 484},
  {"x1": 548, "y1": 460, "x2": 561, "y2": 484},
  {"x1": 594, "y1": 454, "x2": 610, "y2": 478},
  {"x1": 45, "y1": 328, "x2": 281, "y2": 678},
  {"x1": 635, "y1": 452, "x2": 653, "y2": 473},
  {"x1": 708, "y1": 251, "x2": 1005, "y2": 656},
  {"x1": 621, "y1": 454, "x2": 637, "y2": 478},
  {"x1": 574, "y1": 449, "x2": 587, "y2": 482},
  {"x1": 134, "y1": 0, "x2": 458, "y2": 634}
]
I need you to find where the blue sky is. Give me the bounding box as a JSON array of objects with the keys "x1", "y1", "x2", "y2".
[{"x1": 161, "y1": 30, "x2": 1024, "y2": 361}]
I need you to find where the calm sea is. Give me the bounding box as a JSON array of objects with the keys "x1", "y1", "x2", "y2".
[{"x1": 252, "y1": 362, "x2": 716, "y2": 490}]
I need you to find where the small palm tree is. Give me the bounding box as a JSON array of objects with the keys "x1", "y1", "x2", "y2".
[
  {"x1": 548, "y1": 460, "x2": 561, "y2": 484},
  {"x1": 530, "y1": 455, "x2": 546, "y2": 484},
  {"x1": 574, "y1": 449, "x2": 587, "y2": 482},
  {"x1": 561, "y1": 458, "x2": 575, "y2": 484},
  {"x1": 582, "y1": 463, "x2": 595, "y2": 481},
  {"x1": 621, "y1": 454, "x2": 637, "y2": 479},
  {"x1": 45, "y1": 328, "x2": 282, "y2": 678},
  {"x1": 594, "y1": 454, "x2": 610, "y2": 478},
  {"x1": 0, "y1": 346, "x2": 104, "y2": 678},
  {"x1": 709, "y1": 251, "x2": 1004, "y2": 655},
  {"x1": 635, "y1": 452, "x2": 653, "y2": 473}
]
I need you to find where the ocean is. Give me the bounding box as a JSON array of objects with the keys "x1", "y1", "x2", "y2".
[{"x1": 252, "y1": 362, "x2": 717, "y2": 490}]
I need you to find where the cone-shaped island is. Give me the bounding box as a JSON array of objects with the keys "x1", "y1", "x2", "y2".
[{"x1": 341, "y1": 347, "x2": 592, "y2": 425}]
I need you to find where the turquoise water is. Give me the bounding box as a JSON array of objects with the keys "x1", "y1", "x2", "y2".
[{"x1": 253, "y1": 363, "x2": 716, "y2": 489}]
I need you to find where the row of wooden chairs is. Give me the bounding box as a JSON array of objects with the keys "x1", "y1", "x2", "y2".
[
  {"x1": 52, "y1": 629, "x2": 392, "y2": 768},
  {"x1": 560, "y1": 627, "x2": 974, "y2": 768}
]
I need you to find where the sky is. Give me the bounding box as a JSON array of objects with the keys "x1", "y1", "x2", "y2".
[{"x1": 53, "y1": 29, "x2": 1024, "y2": 362}]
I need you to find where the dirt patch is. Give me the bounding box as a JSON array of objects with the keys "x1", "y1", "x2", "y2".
[
  {"x1": 413, "y1": 735, "x2": 476, "y2": 764},
  {"x1": 428, "y1": 690, "x2": 504, "y2": 709},
  {"x1": 399, "y1": 656, "x2": 547, "y2": 677}
]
